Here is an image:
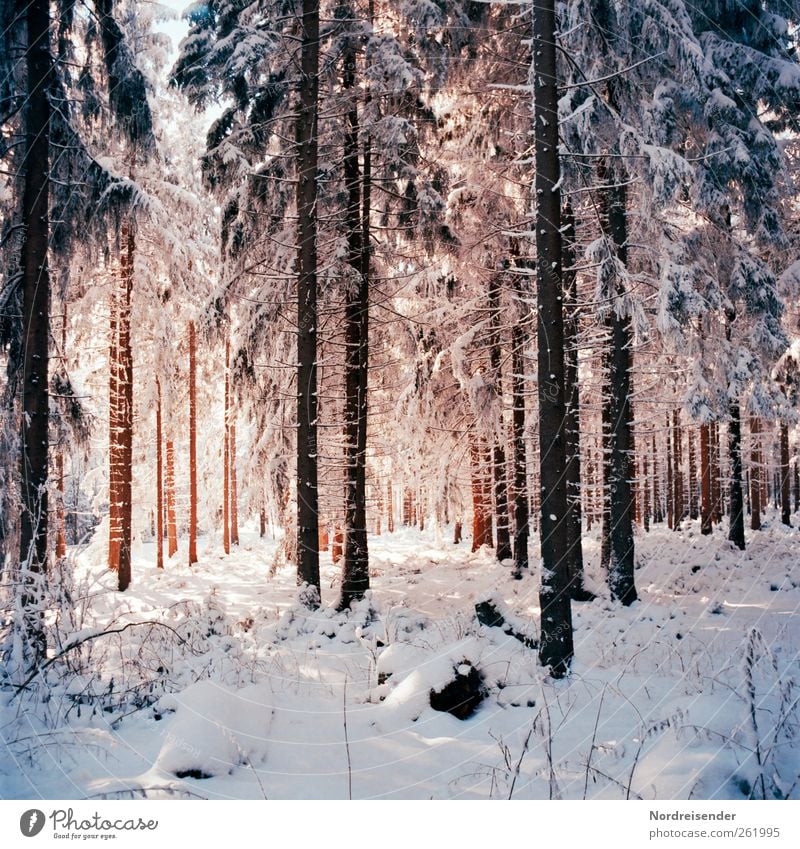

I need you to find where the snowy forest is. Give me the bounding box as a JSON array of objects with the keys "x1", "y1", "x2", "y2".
[{"x1": 1, "y1": 0, "x2": 800, "y2": 802}]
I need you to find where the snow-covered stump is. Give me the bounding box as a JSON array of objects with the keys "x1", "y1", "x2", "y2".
[{"x1": 429, "y1": 661, "x2": 486, "y2": 720}]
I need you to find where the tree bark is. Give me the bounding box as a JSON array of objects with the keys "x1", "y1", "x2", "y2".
[
  {"x1": 295, "y1": 0, "x2": 321, "y2": 601},
  {"x1": 700, "y1": 422, "x2": 712, "y2": 534},
  {"x1": 339, "y1": 43, "x2": 369, "y2": 609},
  {"x1": 728, "y1": 401, "x2": 746, "y2": 550},
  {"x1": 562, "y1": 203, "x2": 590, "y2": 598},
  {"x1": 666, "y1": 412, "x2": 674, "y2": 530},
  {"x1": 19, "y1": 0, "x2": 52, "y2": 655},
  {"x1": 780, "y1": 421, "x2": 791, "y2": 526},
  {"x1": 488, "y1": 275, "x2": 512, "y2": 562},
  {"x1": 230, "y1": 414, "x2": 239, "y2": 546},
  {"x1": 750, "y1": 416, "x2": 761, "y2": 532},
  {"x1": 510, "y1": 304, "x2": 529, "y2": 579},
  {"x1": 116, "y1": 223, "x2": 134, "y2": 592},
  {"x1": 673, "y1": 410, "x2": 683, "y2": 529},
  {"x1": 188, "y1": 321, "x2": 198, "y2": 565},
  {"x1": 533, "y1": 0, "x2": 573, "y2": 677},
  {"x1": 223, "y1": 338, "x2": 230, "y2": 555},
  {"x1": 598, "y1": 163, "x2": 637, "y2": 605},
  {"x1": 166, "y1": 438, "x2": 177, "y2": 557},
  {"x1": 688, "y1": 426, "x2": 698, "y2": 520},
  {"x1": 156, "y1": 379, "x2": 164, "y2": 569}
]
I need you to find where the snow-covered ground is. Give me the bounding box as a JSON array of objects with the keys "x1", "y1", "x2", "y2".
[{"x1": 2, "y1": 515, "x2": 799, "y2": 800}]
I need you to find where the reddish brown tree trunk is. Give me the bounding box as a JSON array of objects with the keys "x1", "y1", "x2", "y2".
[
  {"x1": 711, "y1": 421, "x2": 722, "y2": 523},
  {"x1": 109, "y1": 271, "x2": 121, "y2": 572},
  {"x1": 231, "y1": 414, "x2": 239, "y2": 546},
  {"x1": 386, "y1": 479, "x2": 394, "y2": 533},
  {"x1": 688, "y1": 426, "x2": 698, "y2": 520},
  {"x1": 166, "y1": 438, "x2": 177, "y2": 557},
  {"x1": 188, "y1": 321, "x2": 198, "y2": 565},
  {"x1": 642, "y1": 449, "x2": 650, "y2": 532},
  {"x1": 332, "y1": 525, "x2": 344, "y2": 564},
  {"x1": 156, "y1": 379, "x2": 164, "y2": 569}
]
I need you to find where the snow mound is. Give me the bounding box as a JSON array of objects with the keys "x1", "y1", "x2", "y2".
[{"x1": 155, "y1": 680, "x2": 273, "y2": 778}]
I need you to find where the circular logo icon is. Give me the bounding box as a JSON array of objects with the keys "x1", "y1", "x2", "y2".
[{"x1": 19, "y1": 810, "x2": 46, "y2": 837}]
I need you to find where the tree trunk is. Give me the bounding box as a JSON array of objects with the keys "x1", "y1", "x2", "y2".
[
  {"x1": 794, "y1": 449, "x2": 799, "y2": 513},
  {"x1": 386, "y1": 479, "x2": 394, "y2": 533},
  {"x1": 533, "y1": 0, "x2": 573, "y2": 677},
  {"x1": 700, "y1": 422, "x2": 712, "y2": 535},
  {"x1": 642, "y1": 449, "x2": 650, "y2": 532},
  {"x1": 510, "y1": 307, "x2": 529, "y2": 579},
  {"x1": 223, "y1": 338, "x2": 230, "y2": 555},
  {"x1": 688, "y1": 426, "x2": 698, "y2": 520},
  {"x1": 652, "y1": 432, "x2": 662, "y2": 523},
  {"x1": 470, "y1": 438, "x2": 489, "y2": 550},
  {"x1": 750, "y1": 416, "x2": 761, "y2": 532},
  {"x1": 55, "y1": 310, "x2": 67, "y2": 560},
  {"x1": 600, "y1": 346, "x2": 612, "y2": 570},
  {"x1": 295, "y1": 0, "x2": 321, "y2": 601},
  {"x1": 598, "y1": 163, "x2": 637, "y2": 605},
  {"x1": 562, "y1": 203, "x2": 590, "y2": 599},
  {"x1": 188, "y1": 321, "x2": 198, "y2": 565},
  {"x1": 116, "y1": 223, "x2": 134, "y2": 592},
  {"x1": 711, "y1": 421, "x2": 722, "y2": 523},
  {"x1": 109, "y1": 276, "x2": 121, "y2": 572},
  {"x1": 780, "y1": 421, "x2": 791, "y2": 526},
  {"x1": 728, "y1": 401, "x2": 746, "y2": 550},
  {"x1": 18, "y1": 0, "x2": 52, "y2": 657},
  {"x1": 230, "y1": 415, "x2": 239, "y2": 546},
  {"x1": 488, "y1": 275, "x2": 512, "y2": 562},
  {"x1": 666, "y1": 412, "x2": 674, "y2": 530},
  {"x1": 156, "y1": 380, "x2": 164, "y2": 569},
  {"x1": 673, "y1": 410, "x2": 683, "y2": 529},
  {"x1": 166, "y1": 438, "x2": 177, "y2": 557},
  {"x1": 339, "y1": 43, "x2": 369, "y2": 609}
]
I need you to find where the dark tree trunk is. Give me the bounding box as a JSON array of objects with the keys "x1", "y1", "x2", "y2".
[
  {"x1": 780, "y1": 421, "x2": 791, "y2": 526},
  {"x1": 188, "y1": 321, "x2": 198, "y2": 565},
  {"x1": 562, "y1": 204, "x2": 590, "y2": 599},
  {"x1": 533, "y1": 0, "x2": 573, "y2": 677},
  {"x1": 223, "y1": 338, "x2": 230, "y2": 555},
  {"x1": 728, "y1": 401, "x2": 746, "y2": 550},
  {"x1": 19, "y1": 0, "x2": 52, "y2": 655},
  {"x1": 794, "y1": 449, "x2": 799, "y2": 513},
  {"x1": 488, "y1": 275, "x2": 512, "y2": 562},
  {"x1": 700, "y1": 423, "x2": 712, "y2": 535},
  {"x1": 116, "y1": 224, "x2": 134, "y2": 592},
  {"x1": 295, "y1": 0, "x2": 321, "y2": 601},
  {"x1": 598, "y1": 164, "x2": 637, "y2": 605},
  {"x1": 600, "y1": 346, "x2": 612, "y2": 570},
  {"x1": 750, "y1": 416, "x2": 761, "y2": 532},
  {"x1": 666, "y1": 413, "x2": 674, "y2": 530},
  {"x1": 642, "y1": 448, "x2": 650, "y2": 532},
  {"x1": 510, "y1": 303, "x2": 529, "y2": 579},
  {"x1": 339, "y1": 45, "x2": 369, "y2": 609}
]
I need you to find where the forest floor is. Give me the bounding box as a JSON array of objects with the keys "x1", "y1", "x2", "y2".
[{"x1": 2, "y1": 514, "x2": 799, "y2": 800}]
